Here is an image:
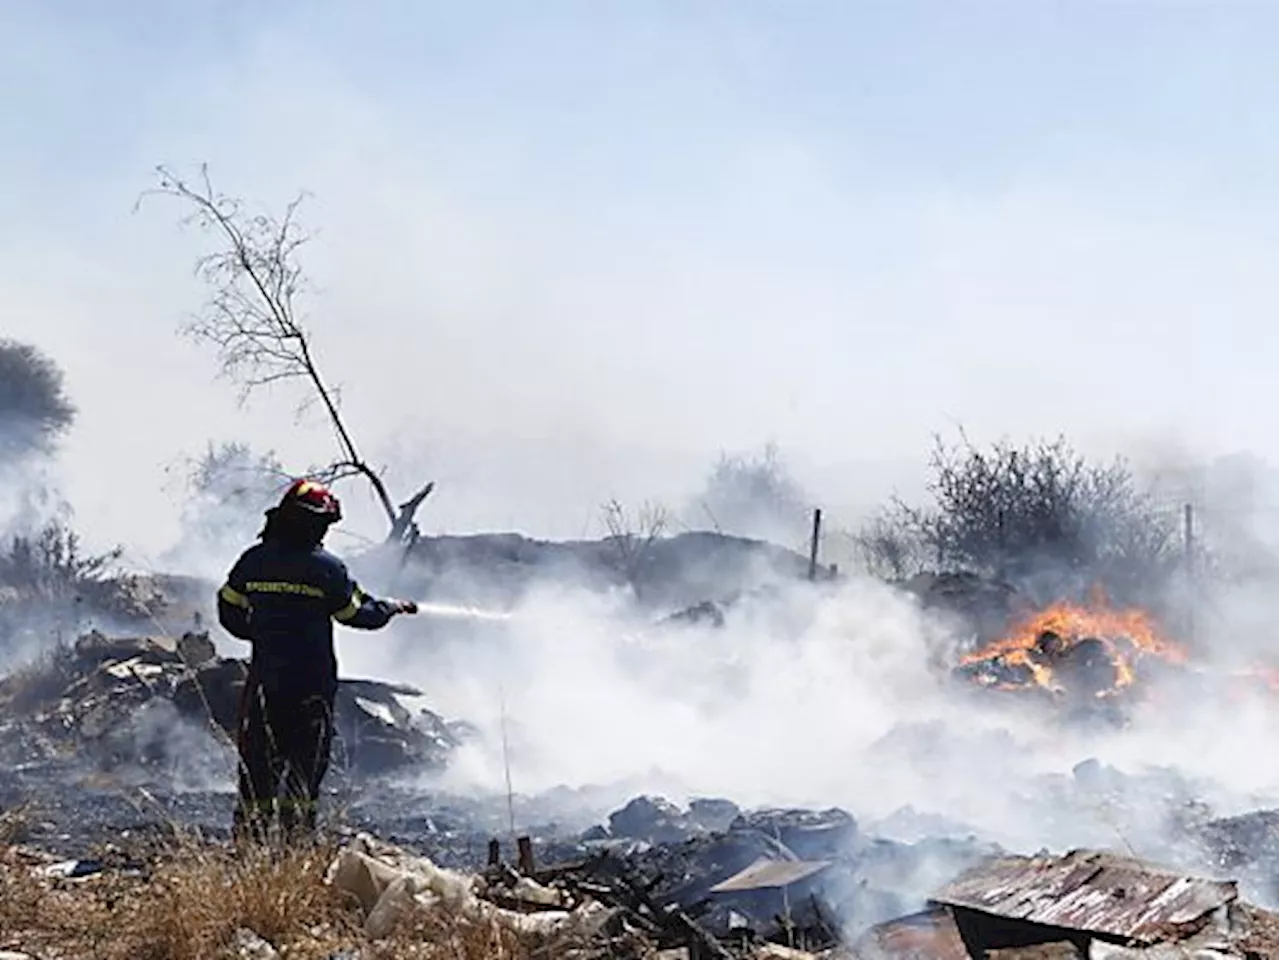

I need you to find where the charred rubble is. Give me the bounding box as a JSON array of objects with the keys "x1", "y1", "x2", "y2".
[
  {"x1": 0, "y1": 629, "x2": 468, "y2": 787},
  {"x1": 316, "y1": 803, "x2": 1271, "y2": 959},
  {"x1": 2, "y1": 796, "x2": 1275, "y2": 958},
  {"x1": 1, "y1": 633, "x2": 1273, "y2": 951},
  {"x1": 0, "y1": 578, "x2": 1275, "y2": 956}
]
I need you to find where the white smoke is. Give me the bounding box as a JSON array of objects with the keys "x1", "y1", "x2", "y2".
[{"x1": 336, "y1": 572, "x2": 1278, "y2": 856}]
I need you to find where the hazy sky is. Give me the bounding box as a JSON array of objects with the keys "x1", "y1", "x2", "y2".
[{"x1": 1, "y1": 1, "x2": 1276, "y2": 561}]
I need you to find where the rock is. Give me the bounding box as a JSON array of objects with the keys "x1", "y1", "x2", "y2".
[
  {"x1": 608, "y1": 795, "x2": 696, "y2": 844},
  {"x1": 0, "y1": 952, "x2": 35, "y2": 960}
]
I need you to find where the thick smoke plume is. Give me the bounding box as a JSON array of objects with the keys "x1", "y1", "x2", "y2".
[{"x1": 336, "y1": 566, "x2": 1277, "y2": 859}]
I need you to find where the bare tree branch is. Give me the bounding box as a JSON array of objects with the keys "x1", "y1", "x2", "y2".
[
  {"x1": 859, "y1": 432, "x2": 1192, "y2": 605},
  {"x1": 601, "y1": 499, "x2": 669, "y2": 600},
  {"x1": 140, "y1": 164, "x2": 433, "y2": 544}
]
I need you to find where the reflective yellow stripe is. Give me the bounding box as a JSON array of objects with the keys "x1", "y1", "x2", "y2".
[
  {"x1": 243, "y1": 580, "x2": 326, "y2": 598},
  {"x1": 333, "y1": 595, "x2": 360, "y2": 622},
  {"x1": 334, "y1": 582, "x2": 370, "y2": 622},
  {"x1": 219, "y1": 584, "x2": 251, "y2": 608}
]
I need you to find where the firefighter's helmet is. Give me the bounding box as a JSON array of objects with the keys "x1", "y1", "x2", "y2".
[{"x1": 278, "y1": 478, "x2": 342, "y2": 524}]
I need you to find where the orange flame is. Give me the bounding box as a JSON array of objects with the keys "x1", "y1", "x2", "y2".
[{"x1": 959, "y1": 590, "x2": 1187, "y2": 697}]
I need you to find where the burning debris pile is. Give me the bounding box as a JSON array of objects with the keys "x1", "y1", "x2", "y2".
[
  {"x1": 903, "y1": 579, "x2": 1276, "y2": 720},
  {"x1": 0, "y1": 629, "x2": 468, "y2": 785},
  {"x1": 953, "y1": 592, "x2": 1188, "y2": 708}
]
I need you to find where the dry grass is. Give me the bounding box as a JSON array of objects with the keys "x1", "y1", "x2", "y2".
[
  {"x1": 113, "y1": 842, "x2": 353, "y2": 959},
  {"x1": 0, "y1": 835, "x2": 598, "y2": 960}
]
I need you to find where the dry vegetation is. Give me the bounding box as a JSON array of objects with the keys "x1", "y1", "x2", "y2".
[{"x1": 0, "y1": 835, "x2": 564, "y2": 960}]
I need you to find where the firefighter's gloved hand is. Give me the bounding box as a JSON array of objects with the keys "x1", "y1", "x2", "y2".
[{"x1": 392, "y1": 599, "x2": 418, "y2": 615}]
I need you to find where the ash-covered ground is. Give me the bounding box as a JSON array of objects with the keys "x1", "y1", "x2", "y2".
[{"x1": 1, "y1": 539, "x2": 1276, "y2": 945}]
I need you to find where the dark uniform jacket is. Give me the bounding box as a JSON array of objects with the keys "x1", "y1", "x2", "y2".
[{"x1": 216, "y1": 539, "x2": 396, "y2": 696}]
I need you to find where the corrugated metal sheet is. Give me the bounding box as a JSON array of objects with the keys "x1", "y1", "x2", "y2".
[
  {"x1": 708, "y1": 857, "x2": 832, "y2": 893},
  {"x1": 930, "y1": 850, "x2": 1236, "y2": 945},
  {"x1": 851, "y1": 907, "x2": 969, "y2": 960}
]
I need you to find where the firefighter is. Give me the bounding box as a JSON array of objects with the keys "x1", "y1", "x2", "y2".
[{"x1": 216, "y1": 478, "x2": 418, "y2": 843}]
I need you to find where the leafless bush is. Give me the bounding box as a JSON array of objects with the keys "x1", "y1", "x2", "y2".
[
  {"x1": 852, "y1": 512, "x2": 926, "y2": 581},
  {"x1": 860, "y1": 434, "x2": 1187, "y2": 604},
  {"x1": 602, "y1": 498, "x2": 670, "y2": 601}
]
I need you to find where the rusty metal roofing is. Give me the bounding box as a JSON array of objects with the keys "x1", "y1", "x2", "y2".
[
  {"x1": 930, "y1": 849, "x2": 1237, "y2": 945},
  {"x1": 851, "y1": 907, "x2": 969, "y2": 960},
  {"x1": 707, "y1": 857, "x2": 832, "y2": 894}
]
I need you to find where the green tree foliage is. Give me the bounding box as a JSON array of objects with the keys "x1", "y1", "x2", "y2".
[{"x1": 0, "y1": 339, "x2": 75, "y2": 459}]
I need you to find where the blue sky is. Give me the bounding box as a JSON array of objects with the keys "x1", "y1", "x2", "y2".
[{"x1": 1, "y1": 1, "x2": 1275, "y2": 559}]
